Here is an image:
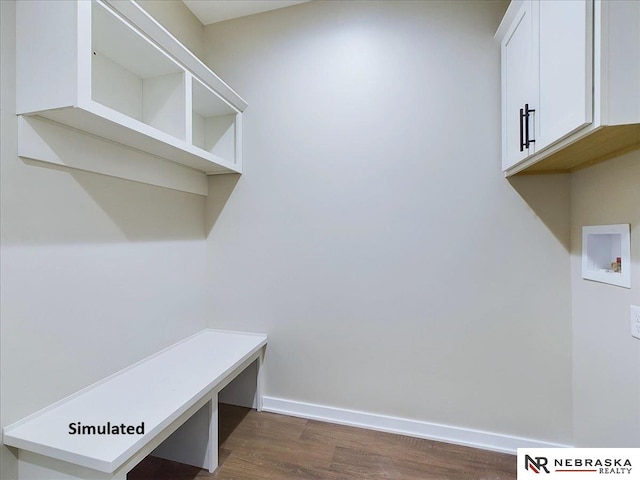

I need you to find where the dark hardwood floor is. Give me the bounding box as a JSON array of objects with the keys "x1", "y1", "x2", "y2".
[{"x1": 129, "y1": 404, "x2": 516, "y2": 479}]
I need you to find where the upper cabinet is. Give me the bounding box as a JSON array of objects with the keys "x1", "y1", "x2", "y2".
[
  {"x1": 497, "y1": 0, "x2": 640, "y2": 176},
  {"x1": 16, "y1": 0, "x2": 246, "y2": 187}
]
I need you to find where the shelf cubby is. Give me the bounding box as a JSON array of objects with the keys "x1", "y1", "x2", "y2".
[
  {"x1": 91, "y1": 1, "x2": 186, "y2": 140},
  {"x1": 191, "y1": 77, "x2": 239, "y2": 166}
]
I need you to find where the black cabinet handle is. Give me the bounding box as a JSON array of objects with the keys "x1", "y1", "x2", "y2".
[
  {"x1": 519, "y1": 104, "x2": 535, "y2": 152},
  {"x1": 519, "y1": 107, "x2": 525, "y2": 152},
  {"x1": 524, "y1": 103, "x2": 535, "y2": 149}
]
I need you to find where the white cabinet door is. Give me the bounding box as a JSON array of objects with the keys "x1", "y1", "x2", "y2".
[
  {"x1": 501, "y1": 1, "x2": 536, "y2": 171},
  {"x1": 537, "y1": 0, "x2": 592, "y2": 150}
]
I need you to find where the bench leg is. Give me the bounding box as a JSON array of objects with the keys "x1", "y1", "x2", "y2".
[
  {"x1": 151, "y1": 395, "x2": 219, "y2": 473},
  {"x1": 256, "y1": 349, "x2": 265, "y2": 412},
  {"x1": 208, "y1": 393, "x2": 219, "y2": 473}
]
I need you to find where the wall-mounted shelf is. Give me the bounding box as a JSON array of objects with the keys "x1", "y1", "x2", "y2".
[
  {"x1": 16, "y1": 0, "x2": 247, "y2": 195},
  {"x1": 582, "y1": 224, "x2": 630, "y2": 288}
]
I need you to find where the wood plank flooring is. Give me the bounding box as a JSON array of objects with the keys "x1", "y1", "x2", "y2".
[{"x1": 129, "y1": 404, "x2": 516, "y2": 479}]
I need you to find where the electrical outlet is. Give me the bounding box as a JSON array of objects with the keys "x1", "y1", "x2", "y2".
[{"x1": 631, "y1": 305, "x2": 640, "y2": 340}]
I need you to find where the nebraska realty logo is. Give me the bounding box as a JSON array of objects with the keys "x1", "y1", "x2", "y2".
[{"x1": 518, "y1": 449, "x2": 640, "y2": 478}]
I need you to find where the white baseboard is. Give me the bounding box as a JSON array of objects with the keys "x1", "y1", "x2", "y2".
[{"x1": 261, "y1": 396, "x2": 571, "y2": 454}]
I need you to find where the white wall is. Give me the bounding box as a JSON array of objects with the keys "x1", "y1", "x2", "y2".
[
  {"x1": 203, "y1": 0, "x2": 574, "y2": 446},
  {"x1": 571, "y1": 152, "x2": 640, "y2": 447},
  {"x1": 0, "y1": 2, "x2": 207, "y2": 479}
]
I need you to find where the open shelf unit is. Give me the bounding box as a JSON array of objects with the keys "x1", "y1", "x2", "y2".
[{"x1": 16, "y1": 0, "x2": 246, "y2": 185}]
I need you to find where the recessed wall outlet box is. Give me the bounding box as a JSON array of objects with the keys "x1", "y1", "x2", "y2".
[
  {"x1": 631, "y1": 305, "x2": 640, "y2": 340},
  {"x1": 582, "y1": 224, "x2": 630, "y2": 288}
]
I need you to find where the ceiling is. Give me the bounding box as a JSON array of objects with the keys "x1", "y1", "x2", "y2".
[{"x1": 183, "y1": 1, "x2": 310, "y2": 25}]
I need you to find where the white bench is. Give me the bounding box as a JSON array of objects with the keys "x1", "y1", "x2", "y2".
[{"x1": 2, "y1": 329, "x2": 267, "y2": 479}]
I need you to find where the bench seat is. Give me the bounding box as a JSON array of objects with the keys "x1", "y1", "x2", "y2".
[{"x1": 3, "y1": 329, "x2": 267, "y2": 479}]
